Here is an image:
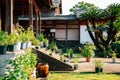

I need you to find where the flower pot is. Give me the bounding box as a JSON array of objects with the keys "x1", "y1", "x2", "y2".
[
  {"x1": 112, "y1": 58, "x2": 116, "y2": 63},
  {"x1": 16, "y1": 42, "x2": 21, "y2": 50},
  {"x1": 21, "y1": 42, "x2": 27, "y2": 49},
  {"x1": 74, "y1": 65, "x2": 78, "y2": 70},
  {"x1": 7, "y1": 45, "x2": 16, "y2": 52},
  {"x1": 95, "y1": 67, "x2": 103, "y2": 73},
  {"x1": 40, "y1": 42, "x2": 44, "y2": 48},
  {"x1": 26, "y1": 41, "x2": 32, "y2": 48},
  {"x1": 37, "y1": 63, "x2": 49, "y2": 77},
  {"x1": 86, "y1": 57, "x2": 91, "y2": 62},
  {"x1": 0, "y1": 45, "x2": 7, "y2": 54},
  {"x1": 70, "y1": 53, "x2": 74, "y2": 58}
]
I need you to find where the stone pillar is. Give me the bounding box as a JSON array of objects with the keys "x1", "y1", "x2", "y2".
[{"x1": 5, "y1": 0, "x2": 13, "y2": 34}]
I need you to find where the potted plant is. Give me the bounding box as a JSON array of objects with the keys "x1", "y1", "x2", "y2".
[
  {"x1": 32, "y1": 38, "x2": 40, "y2": 49},
  {"x1": 49, "y1": 41, "x2": 58, "y2": 53},
  {"x1": 0, "y1": 31, "x2": 8, "y2": 54},
  {"x1": 73, "y1": 56, "x2": 78, "y2": 70},
  {"x1": 20, "y1": 32, "x2": 27, "y2": 49},
  {"x1": 7, "y1": 32, "x2": 17, "y2": 51},
  {"x1": 26, "y1": 26, "x2": 35, "y2": 48},
  {"x1": 111, "y1": 51, "x2": 117, "y2": 63},
  {"x1": 94, "y1": 60, "x2": 104, "y2": 73},
  {"x1": 38, "y1": 34, "x2": 45, "y2": 48},
  {"x1": 44, "y1": 38, "x2": 49, "y2": 49},
  {"x1": 66, "y1": 48, "x2": 74, "y2": 58},
  {"x1": 15, "y1": 27, "x2": 23, "y2": 50},
  {"x1": 81, "y1": 43, "x2": 96, "y2": 62}
]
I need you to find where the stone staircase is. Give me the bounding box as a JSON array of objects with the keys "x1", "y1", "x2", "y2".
[{"x1": 32, "y1": 48, "x2": 74, "y2": 71}]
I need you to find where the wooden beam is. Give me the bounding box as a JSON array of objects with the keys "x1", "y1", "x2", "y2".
[
  {"x1": 32, "y1": 0, "x2": 41, "y2": 13},
  {"x1": 5, "y1": 0, "x2": 13, "y2": 34},
  {"x1": 29, "y1": 0, "x2": 33, "y2": 28}
]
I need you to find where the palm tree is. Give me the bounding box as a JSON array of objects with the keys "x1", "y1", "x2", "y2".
[{"x1": 70, "y1": 2, "x2": 120, "y2": 56}]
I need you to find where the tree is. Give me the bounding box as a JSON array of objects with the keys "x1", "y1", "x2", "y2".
[{"x1": 70, "y1": 1, "x2": 120, "y2": 55}]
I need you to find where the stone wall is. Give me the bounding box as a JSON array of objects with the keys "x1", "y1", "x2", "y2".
[{"x1": 32, "y1": 48, "x2": 74, "y2": 71}]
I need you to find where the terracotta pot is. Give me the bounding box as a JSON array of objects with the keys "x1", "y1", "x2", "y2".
[
  {"x1": 86, "y1": 57, "x2": 91, "y2": 62},
  {"x1": 37, "y1": 63, "x2": 49, "y2": 77}
]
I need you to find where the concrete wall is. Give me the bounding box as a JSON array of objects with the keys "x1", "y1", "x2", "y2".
[{"x1": 0, "y1": 50, "x2": 26, "y2": 77}]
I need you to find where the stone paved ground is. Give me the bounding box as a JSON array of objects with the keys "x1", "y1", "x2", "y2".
[
  {"x1": 74, "y1": 58, "x2": 120, "y2": 73},
  {"x1": 39, "y1": 48, "x2": 120, "y2": 73}
]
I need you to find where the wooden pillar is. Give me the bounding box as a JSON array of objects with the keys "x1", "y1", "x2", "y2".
[
  {"x1": 0, "y1": 6, "x2": 1, "y2": 31},
  {"x1": 38, "y1": 12, "x2": 41, "y2": 34},
  {"x1": 78, "y1": 20, "x2": 81, "y2": 43},
  {"x1": 5, "y1": 0, "x2": 13, "y2": 34},
  {"x1": 35, "y1": 9, "x2": 38, "y2": 38},
  {"x1": 53, "y1": 21, "x2": 56, "y2": 41},
  {"x1": 29, "y1": 0, "x2": 33, "y2": 28},
  {"x1": 65, "y1": 21, "x2": 68, "y2": 48}
]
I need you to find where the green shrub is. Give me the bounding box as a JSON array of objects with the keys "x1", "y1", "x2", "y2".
[
  {"x1": 81, "y1": 43, "x2": 96, "y2": 57},
  {"x1": 111, "y1": 41, "x2": 120, "y2": 57},
  {"x1": 4, "y1": 50, "x2": 37, "y2": 80}
]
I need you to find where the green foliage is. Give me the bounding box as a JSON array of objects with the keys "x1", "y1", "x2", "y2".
[
  {"x1": 32, "y1": 38, "x2": 40, "y2": 46},
  {"x1": 7, "y1": 32, "x2": 18, "y2": 45},
  {"x1": 66, "y1": 48, "x2": 73, "y2": 54},
  {"x1": 49, "y1": 41, "x2": 58, "y2": 51},
  {"x1": 70, "y1": 1, "x2": 97, "y2": 14},
  {"x1": 114, "y1": 17, "x2": 120, "y2": 30},
  {"x1": 44, "y1": 38, "x2": 49, "y2": 46},
  {"x1": 4, "y1": 50, "x2": 37, "y2": 80},
  {"x1": 70, "y1": 1, "x2": 102, "y2": 20},
  {"x1": 66, "y1": 48, "x2": 74, "y2": 57},
  {"x1": 20, "y1": 32, "x2": 27, "y2": 42},
  {"x1": 94, "y1": 60, "x2": 104, "y2": 68},
  {"x1": 111, "y1": 41, "x2": 120, "y2": 57},
  {"x1": 105, "y1": 3, "x2": 120, "y2": 18},
  {"x1": 81, "y1": 43, "x2": 96, "y2": 57},
  {"x1": 26, "y1": 26, "x2": 35, "y2": 42},
  {"x1": 0, "y1": 31, "x2": 8, "y2": 46},
  {"x1": 38, "y1": 34, "x2": 45, "y2": 42}
]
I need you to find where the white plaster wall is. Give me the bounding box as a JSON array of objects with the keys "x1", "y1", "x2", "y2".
[{"x1": 80, "y1": 25, "x2": 93, "y2": 44}]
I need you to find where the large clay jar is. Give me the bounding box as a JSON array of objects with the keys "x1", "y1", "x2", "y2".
[{"x1": 37, "y1": 63, "x2": 49, "y2": 77}]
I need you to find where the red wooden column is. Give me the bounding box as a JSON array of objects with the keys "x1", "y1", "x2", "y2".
[
  {"x1": 38, "y1": 12, "x2": 41, "y2": 34},
  {"x1": 5, "y1": 0, "x2": 13, "y2": 34},
  {"x1": 29, "y1": 0, "x2": 33, "y2": 28},
  {"x1": 35, "y1": 9, "x2": 38, "y2": 37}
]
